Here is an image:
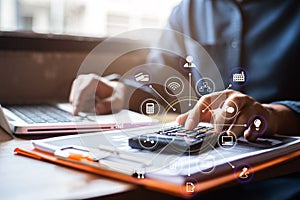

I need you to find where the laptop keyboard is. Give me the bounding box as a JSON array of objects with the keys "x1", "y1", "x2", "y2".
[{"x1": 6, "y1": 105, "x2": 82, "y2": 124}]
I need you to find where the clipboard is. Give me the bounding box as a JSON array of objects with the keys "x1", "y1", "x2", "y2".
[
  {"x1": 14, "y1": 145, "x2": 191, "y2": 198},
  {"x1": 14, "y1": 126, "x2": 300, "y2": 199}
]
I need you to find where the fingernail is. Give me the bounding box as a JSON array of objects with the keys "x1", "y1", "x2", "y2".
[
  {"x1": 244, "y1": 129, "x2": 258, "y2": 142},
  {"x1": 176, "y1": 115, "x2": 183, "y2": 124},
  {"x1": 72, "y1": 107, "x2": 78, "y2": 116}
]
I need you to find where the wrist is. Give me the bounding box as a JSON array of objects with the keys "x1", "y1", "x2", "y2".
[
  {"x1": 262, "y1": 104, "x2": 280, "y2": 134},
  {"x1": 263, "y1": 103, "x2": 300, "y2": 135}
]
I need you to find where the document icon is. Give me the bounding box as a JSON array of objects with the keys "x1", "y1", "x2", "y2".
[{"x1": 186, "y1": 182, "x2": 195, "y2": 193}]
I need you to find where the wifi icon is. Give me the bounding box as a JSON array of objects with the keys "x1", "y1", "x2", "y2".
[
  {"x1": 168, "y1": 82, "x2": 181, "y2": 91},
  {"x1": 165, "y1": 77, "x2": 184, "y2": 96}
]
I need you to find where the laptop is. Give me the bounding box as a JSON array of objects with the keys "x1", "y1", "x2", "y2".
[
  {"x1": 0, "y1": 32, "x2": 156, "y2": 136},
  {"x1": 0, "y1": 103, "x2": 157, "y2": 136}
]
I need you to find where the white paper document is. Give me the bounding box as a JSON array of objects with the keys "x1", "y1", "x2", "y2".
[{"x1": 32, "y1": 122, "x2": 300, "y2": 185}]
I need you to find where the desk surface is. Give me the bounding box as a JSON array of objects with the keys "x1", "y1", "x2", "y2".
[
  {"x1": 0, "y1": 129, "x2": 133, "y2": 200},
  {"x1": 1, "y1": 122, "x2": 300, "y2": 200},
  {"x1": 0, "y1": 114, "x2": 184, "y2": 200}
]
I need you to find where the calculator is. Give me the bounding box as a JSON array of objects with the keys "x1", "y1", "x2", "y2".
[{"x1": 128, "y1": 124, "x2": 218, "y2": 154}]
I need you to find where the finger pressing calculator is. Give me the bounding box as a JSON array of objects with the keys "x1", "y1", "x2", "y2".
[{"x1": 128, "y1": 124, "x2": 217, "y2": 154}]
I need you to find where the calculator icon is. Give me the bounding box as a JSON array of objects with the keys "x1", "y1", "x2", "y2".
[{"x1": 146, "y1": 103, "x2": 155, "y2": 114}]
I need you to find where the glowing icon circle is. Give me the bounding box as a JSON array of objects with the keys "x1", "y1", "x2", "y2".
[
  {"x1": 195, "y1": 77, "x2": 215, "y2": 96},
  {"x1": 140, "y1": 98, "x2": 161, "y2": 116},
  {"x1": 217, "y1": 131, "x2": 237, "y2": 150},
  {"x1": 164, "y1": 76, "x2": 184, "y2": 96}
]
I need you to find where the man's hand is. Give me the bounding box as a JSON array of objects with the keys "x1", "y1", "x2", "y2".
[
  {"x1": 176, "y1": 90, "x2": 299, "y2": 141},
  {"x1": 69, "y1": 73, "x2": 125, "y2": 115}
]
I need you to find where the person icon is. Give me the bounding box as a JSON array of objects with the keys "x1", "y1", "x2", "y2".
[{"x1": 184, "y1": 55, "x2": 196, "y2": 68}]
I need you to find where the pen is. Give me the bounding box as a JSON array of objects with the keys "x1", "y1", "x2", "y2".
[
  {"x1": 54, "y1": 149, "x2": 137, "y2": 176},
  {"x1": 53, "y1": 145, "x2": 147, "y2": 178},
  {"x1": 54, "y1": 149, "x2": 97, "y2": 162},
  {"x1": 68, "y1": 153, "x2": 95, "y2": 162}
]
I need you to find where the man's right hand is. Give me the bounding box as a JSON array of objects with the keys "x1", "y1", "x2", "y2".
[{"x1": 69, "y1": 73, "x2": 125, "y2": 115}]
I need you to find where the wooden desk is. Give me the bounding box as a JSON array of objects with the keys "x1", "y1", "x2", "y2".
[
  {"x1": 0, "y1": 114, "x2": 183, "y2": 200},
  {"x1": 0, "y1": 128, "x2": 136, "y2": 200},
  {"x1": 1, "y1": 124, "x2": 299, "y2": 200}
]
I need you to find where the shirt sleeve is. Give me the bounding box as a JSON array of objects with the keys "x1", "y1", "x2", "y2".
[
  {"x1": 146, "y1": 1, "x2": 184, "y2": 65},
  {"x1": 271, "y1": 101, "x2": 300, "y2": 115}
]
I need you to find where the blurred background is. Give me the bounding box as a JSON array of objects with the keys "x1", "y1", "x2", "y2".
[
  {"x1": 0, "y1": 0, "x2": 181, "y2": 107},
  {"x1": 0, "y1": 0, "x2": 181, "y2": 37}
]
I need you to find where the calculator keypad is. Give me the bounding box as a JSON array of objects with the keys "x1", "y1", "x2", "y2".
[{"x1": 128, "y1": 125, "x2": 215, "y2": 153}]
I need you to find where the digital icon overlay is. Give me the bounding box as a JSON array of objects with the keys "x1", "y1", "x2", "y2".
[
  {"x1": 135, "y1": 72, "x2": 150, "y2": 82},
  {"x1": 163, "y1": 156, "x2": 183, "y2": 175},
  {"x1": 218, "y1": 131, "x2": 237, "y2": 150},
  {"x1": 133, "y1": 69, "x2": 151, "y2": 85},
  {"x1": 232, "y1": 71, "x2": 245, "y2": 83},
  {"x1": 198, "y1": 155, "x2": 215, "y2": 174},
  {"x1": 234, "y1": 163, "x2": 254, "y2": 183},
  {"x1": 164, "y1": 76, "x2": 184, "y2": 96},
  {"x1": 229, "y1": 67, "x2": 248, "y2": 87},
  {"x1": 195, "y1": 77, "x2": 215, "y2": 96},
  {"x1": 221, "y1": 100, "x2": 238, "y2": 120},
  {"x1": 248, "y1": 115, "x2": 267, "y2": 136},
  {"x1": 253, "y1": 118, "x2": 262, "y2": 131},
  {"x1": 221, "y1": 135, "x2": 234, "y2": 146},
  {"x1": 186, "y1": 182, "x2": 195, "y2": 193},
  {"x1": 138, "y1": 135, "x2": 158, "y2": 150},
  {"x1": 239, "y1": 167, "x2": 250, "y2": 179},
  {"x1": 181, "y1": 178, "x2": 199, "y2": 197},
  {"x1": 145, "y1": 103, "x2": 155, "y2": 114},
  {"x1": 184, "y1": 55, "x2": 196, "y2": 68},
  {"x1": 140, "y1": 98, "x2": 161, "y2": 116}
]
